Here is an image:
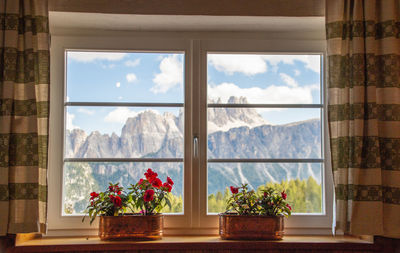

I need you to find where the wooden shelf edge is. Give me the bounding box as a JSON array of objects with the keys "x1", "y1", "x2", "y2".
[{"x1": 10, "y1": 235, "x2": 382, "y2": 253}]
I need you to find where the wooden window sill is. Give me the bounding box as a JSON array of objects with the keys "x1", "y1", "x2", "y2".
[{"x1": 11, "y1": 235, "x2": 382, "y2": 252}]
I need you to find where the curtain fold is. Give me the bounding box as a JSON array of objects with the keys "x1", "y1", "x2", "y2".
[
  {"x1": 0, "y1": 0, "x2": 49, "y2": 235},
  {"x1": 326, "y1": 0, "x2": 400, "y2": 238}
]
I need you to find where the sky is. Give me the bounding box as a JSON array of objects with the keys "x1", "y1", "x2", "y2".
[{"x1": 66, "y1": 51, "x2": 322, "y2": 135}]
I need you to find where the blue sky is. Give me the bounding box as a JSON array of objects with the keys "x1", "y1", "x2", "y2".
[{"x1": 66, "y1": 51, "x2": 322, "y2": 135}]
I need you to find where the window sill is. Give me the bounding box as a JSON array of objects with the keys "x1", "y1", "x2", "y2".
[{"x1": 12, "y1": 235, "x2": 380, "y2": 252}]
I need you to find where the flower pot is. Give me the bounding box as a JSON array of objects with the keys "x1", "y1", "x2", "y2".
[
  {"x1": 99, "y1": 214, "x2": 163, "y2": 240},
  {"x1": 219, "y1": 214, "x2": 284, "y2": 240}
]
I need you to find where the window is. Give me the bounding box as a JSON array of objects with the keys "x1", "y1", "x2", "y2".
[
  {"x1": 63, "y1": 51, "x2": 185, "y2": 215},
  {"x1": 48, "y1": 32, "x2": 332, "y2": 236},
  {"x1": 206, "y1": 53, "x2": 324, "y2": 214}
]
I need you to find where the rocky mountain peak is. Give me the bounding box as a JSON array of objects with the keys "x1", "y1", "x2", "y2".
[
  {"x1": 208, "y1": 96, "x2": 268, "y2": 133},
  {"x1": 227, "y1": 96, "x2": 248, "y2": 104}
]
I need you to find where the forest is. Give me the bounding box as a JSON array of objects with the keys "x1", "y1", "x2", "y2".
[{"x1": 162, "y1": 176, "x2": 322, "y2": 214}]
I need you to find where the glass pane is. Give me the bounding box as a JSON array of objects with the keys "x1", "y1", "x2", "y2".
[
  {"x1": 207, "y1": 163, "x2": 322, "y2": 214},
  {"x1": 207, "y1": 54, "x2": 321, "y2": 104},
  {"x1": 65, "y1": 106, "x2": 184, "y2": 158},
  {"x1": 207, "y1": 108, "x2": 321, "y2": 159},
  {"x1": 63, "y1": 162, "x2": 183, "y2": 215},
  {"x1": 66, "y1": 51, "x2": 184, "y2": 103}
]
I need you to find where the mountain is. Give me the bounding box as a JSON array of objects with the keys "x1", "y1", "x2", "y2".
[
  {"x1": 208, "y1": 97, "x2": 268, "y2": 133},
  {"x1": 64, "y1": 96, "x2": 321, "y2": 213}
]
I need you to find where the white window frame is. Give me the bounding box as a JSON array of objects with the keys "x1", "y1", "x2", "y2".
[{"x1": 48, "y1": 31, "x2": 333, "y2": 237}]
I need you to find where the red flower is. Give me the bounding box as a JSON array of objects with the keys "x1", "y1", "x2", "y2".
[
  {"x1": 230, "y1": 186, "x2": 239, "y2": 194},
  {"x1": 151, "y1": 178, "x2": 162, "y2": 188},
  {"x1": 109, "y1": 195, "x2": 115, "y2": 203},
  {"x1": 109, "y1": 195, "x2": 122, "y2": 207},
  {"x1": 144, "y1": 189, "x2": 155, "y2": 202},
  {"x1": 109, "y1": 186, "x2": 114, "y2": 191},
  {"x1": 144, "y1": 168, "x2": 158, "y2": 182},
  {"x1": 167, "y1": 176, "x2": 174, "y2": 186},
  {"x1": 281, "y1": 191, "x2": 287, "y2": 200},
  {"x1": 114, "y1": 196, "x2": 122, "y2": 207},
  {"x1": 162, "y1": 183, "x2": 172, "y2": 192},
  {"x1": 90, "y1": 192, "x2": 99, "y2": 200},
  {"x1": 137, "y1": 179, "x2": 146, "y2": 189},
  {"x1": 286, "y1": 204, "x2": 291, "y2": 210},
  {"x1": 117, "y1": 191, "x2": 121, "y2": 195},
  {"x1": 263, "y1": 192, "x2": 268, "y2": 197}
]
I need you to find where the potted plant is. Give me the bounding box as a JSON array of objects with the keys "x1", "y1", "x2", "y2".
[
  {"x1": 83, "y1": 168, "x2": 174, "y2": 240},
  {"x1": 219, "y1": 184, "x2": 292, "y2": 240}
]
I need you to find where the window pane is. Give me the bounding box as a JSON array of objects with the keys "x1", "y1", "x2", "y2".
[
  {"x1": 207, "y1": 163, "x2": 322, "y2": 214},
  {"x1": 65, "y1": 106, "x2": 184, "y2": 158},
  {"x1": 63, "y1": 162, "x2": 183, "y2": 215},
  {"x1": 207, "y1": 108, "x2": 321, "y2": 159},
  {"x1": 207, "y1": 54, "x2": 321, "y2": 104},
  {"x1": 66, "y1": 51, "x2": 184, "y2": 103}
]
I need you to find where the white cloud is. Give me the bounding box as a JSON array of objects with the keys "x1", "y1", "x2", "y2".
[
  {"x1": 208, "y1": 54, "x2": 267, "y2": 76},
  {"x1": 279, "y1": 73, "x2": 298, "y2": 87},
  {"x1": 101, "y1": 63, "x2": 116, "y2": 69},
  {"x1": 77, "y1": 108, "x2": 95, "y2": 115},
  {"x1": 151, "y1": 55, "x2": 183, "y2": 93},
  {"x1": 126, "y1": 73, "x2": 137, "y2": 83},
  {"x1": 116, "y1": 82, "x2": 121, "y2": 88},
  {"x1": 262, "y1": 55, "x2": 320, "y2": 73},
  {"x1": 66, "y1": 112, "x2": 79, "y2": 130},
  {"x1": 207, "y1": 54, "x2": 320, "y2": 75},
  {"x1": 294, "y1": 69, "x2": 301, "y2": 76},
  {"x1": 125, "y1": 59, "x2": 141, "y2": 67},
  {"x1": 68, "y1": 52, "x2": 127, "y2": 63},
  {"x1": 118, "y1": 96, "x2": 123, "y2": 100},
  {"x1": 104, "y1": 107, "x2": 138, "y2": 123},
  {"x1": 208, "y1": 82, "x2": 318, "y2": 105}
]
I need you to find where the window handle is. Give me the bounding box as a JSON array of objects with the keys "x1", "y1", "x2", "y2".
[{"x1": 193, "y1": 136, "x2": 199, "y2": 158}]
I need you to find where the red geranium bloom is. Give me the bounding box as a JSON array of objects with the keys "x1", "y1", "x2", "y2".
[
  {"x1": 263, "y1": 192, "x2": 268, "y2": 197},
  {"x1": 230, "y1": 186, "x2": 239, "y2": 194},
  {"x1": 113, "y1": 195, "x2": 122, "y2": 207},
  {"x1": 151, "y1": 178, "x2": 162, "y2": 188},
  {"x1": 90, "y1": 192, "x2": 99, "y2": 200},
  {"x1": 281, "y1": 190, "x2": 287, "y2": 200},
  {"x1": 144, "y1": 168, "x2": 158, "y2": 182},
  {"x1": 167, "y1": 176, "x2": 174, "y2": 186},
  {"x1": 286, "y1": 204, "x2": 292, "y2": 210},
  {"x1": 109, "y1": 185, "x2": 121, "y2": 193},
  {"x1": 162, "y1": 183, "x2": 172, "y2": 192},
  {"x1": 109, "y1": 195, "x2": 122, "y2": 207},
  {"x1": 144, "y1": 189, "x2": 155, "y2": 202},
  {"x1": 138, "y1": 179, "x2": 144, "y2": 185},
  {"x1": 108, "y1": 195, "x2": 122, "y2": 207}
]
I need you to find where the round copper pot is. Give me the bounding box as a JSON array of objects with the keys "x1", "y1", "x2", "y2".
[
  {"x1": 99, "y1": 214, "x2": 163, "y2": 240},
  {"x1": 219, "y1": 214, "x2": 284, "y2": 240}
]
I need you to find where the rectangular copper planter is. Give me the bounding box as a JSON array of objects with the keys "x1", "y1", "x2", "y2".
[
  {"x1": 219, "y1": 214, "x2": 284, "y2": 240},
  {"x1": 99, "y1": 214, "x2": 163, "y2": 240}
]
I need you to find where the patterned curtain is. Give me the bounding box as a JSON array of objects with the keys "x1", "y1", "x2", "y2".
[
  {"x1": 326, "y1": 0, "x2": 400, "y2": 237},
  {"x1": 0, "y1": 0, "x2": 49, "y2": 235}
]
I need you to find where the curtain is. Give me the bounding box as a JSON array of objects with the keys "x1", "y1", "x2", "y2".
[
  {"x1": 0, "y1": 0, "x2": 49, "y2": 235},
  {"x1": 326, "y1": 0, "x2": 400, "y2": 237}
]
